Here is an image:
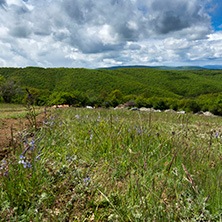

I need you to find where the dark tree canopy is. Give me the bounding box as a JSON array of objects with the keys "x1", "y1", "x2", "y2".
[{"x1": 0, "y1": 79, "x2": 22, "y2": 103}]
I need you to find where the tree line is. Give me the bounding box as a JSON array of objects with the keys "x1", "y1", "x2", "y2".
[{"x1": 1, "y1": 67, "x2": 222, "y2": 115}]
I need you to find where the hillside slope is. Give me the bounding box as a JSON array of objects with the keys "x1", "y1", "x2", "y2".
[{"x1": 1, "y1": 67, "x2": 222, "y2": 98}]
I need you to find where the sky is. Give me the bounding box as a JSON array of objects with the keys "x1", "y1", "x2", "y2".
[{"x1": 0, "y1": 0, "x2": 222, "y2": 68}]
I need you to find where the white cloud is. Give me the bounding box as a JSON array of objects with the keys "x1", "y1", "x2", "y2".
[{"x1": 0, "y1": 0, "x2": 221, "y2": 68}]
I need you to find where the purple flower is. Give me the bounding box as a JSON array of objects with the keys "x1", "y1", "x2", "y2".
[
  {"x1": 66, "y1": 156, "x2": 73, "y2": 162},
  {"x1": 157, "y1": 133, "x2": 160, "y2": 137},
  {"x1": 30, "y1": 140, "x2": 35, "y2": 150},
  {"x1": 20, "y1": 155, "x2": 25, "y2": 160},
  {"x1": 18, "y1": 155, "x2": 32, "y2": 168},
  {"x1": 84, "y1": 177, "x2": 90, "y2": 186},
  {"x1": 23, "y1": 161, "x2": 32, "y2": 168},
  {"x1": 90, "y1": 133, "x2": 93, "y2": 140},
  {"x1": 75, "y1": 114, "x2": 80, "y2": 119},
  {"x1": 18, "y1": 159, "x2": 25, "y2": 164},
  {"x1": 0, "y1": 161, "x2": 6, "y2": 170},
  {"x1": 172, "y1": 131, "x2": 175, "y2": 135},
  {"x1": 3, "y1": 170, "x2": 9, "y2": 176}
]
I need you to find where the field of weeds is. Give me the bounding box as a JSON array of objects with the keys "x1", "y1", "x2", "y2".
[{"x1": 0, "y1": 106, "x2": 222, "y2": 221}]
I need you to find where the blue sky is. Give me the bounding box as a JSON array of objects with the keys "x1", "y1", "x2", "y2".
[
  {"x1": 211, "y1": 1, "x2": 222, "y2": 30},
  {"x1": 0, "y1": 0, "x2": 222, "y2": 68}
]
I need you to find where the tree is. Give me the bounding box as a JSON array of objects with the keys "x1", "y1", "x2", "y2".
[
  {"x1": 152, "y1": 97, "x2": 169, "y2": 110},
  {"x1": 0, "y1": 79, "x2": 22, "y2": 103},
  {"x1": 22, "y1": 88, "x2": 51, "y2": 106},
  {"x1": 0, "y1": 75, "x2": 4, "y2": 83},
  {"x1": 108, "y1": 90, "x2": 124, "y2": 107},
  {"x1": 209, "y1": 95, "x2": 222, "y2": 116},
  {"x1": 184, "y1": 100, "x2": 201, "y2": 113},
  {"x1": 49, "y1": 91, "x2": 87, "y2": 106}
]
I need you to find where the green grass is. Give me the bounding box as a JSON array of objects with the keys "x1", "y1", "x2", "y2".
[
  {"x1": 0, "y1": 108, "x2": 222, "y2": 221},
  {"x1": 0, "y1": 104, "x2": 43, "y2": 119},
  {"x1": 0, "y1": 103, "x2": 25, "y2": 111}
]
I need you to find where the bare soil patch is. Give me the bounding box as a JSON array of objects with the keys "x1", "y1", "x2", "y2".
[{"x1": 0, "y1": 113, "x2": 46, "y2": 160}]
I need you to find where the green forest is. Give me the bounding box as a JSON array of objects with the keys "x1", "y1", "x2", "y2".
[{"x1": 1, "y1": 66, "x2": 222, "y2": 114}]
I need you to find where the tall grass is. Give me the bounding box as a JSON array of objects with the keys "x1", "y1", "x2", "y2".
[{"x1": 0, "y1": 108, "x2": 222, "y2": 221}]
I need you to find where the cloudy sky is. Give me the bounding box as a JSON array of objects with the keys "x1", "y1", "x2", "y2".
[{"x1": 0, "y1": 0, "x2": 222, "y2": 68}]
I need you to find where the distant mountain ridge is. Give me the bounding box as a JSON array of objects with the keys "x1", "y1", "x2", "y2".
[
  {"x1": 98, "y1": 65, "x2": 222, "y2": 70},
  {"x1": 203, "y1": 65, "x2": 222, "y2": 70}
]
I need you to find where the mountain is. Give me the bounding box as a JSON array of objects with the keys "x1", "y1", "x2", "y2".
[
  {"x1": 97, "y1": 65, "x2": 207, "y2": 71},
  {"x1": 1, "y1": 67, "x2": 222, "y2": 99},
  {"x1": 203, "y1": 65, "x2": 222, "y2": 70}
]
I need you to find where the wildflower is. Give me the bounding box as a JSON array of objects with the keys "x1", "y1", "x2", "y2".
[
  {"x1": 43, "y1": 120, "x2": 45, "y2": 125},
  {"x1": 35, "y1": 156, "x2": 41, "y2": 162},
  {"x1": 18, "y1": 159, "x2": 25, "y2": 164},
  {"x1": 157, "y1": 133, "x2": 160, "y2": 137},
  {"x1": 83, "y1": 177, "x2": 90, "y2": 186},
  {"x1": 75, "y1": 114, "x2": 80, "y2": 119},
  {"x1": 3, "y1": 170, "x2": 9, "y2": 176},
  {"x1": 66, "y1": 156, "x2": 73, "y2": 162},
  {"x1": 172, "y1": 131, "x2": 175, "y2": 135},
  {"x1": 20, "y1": 155, "x2": 25, "y2": 160},
  {"x1": 90, "y1": 133, "x2": 93, "y2": 140},
  {"x1": 50, "y1": 121, "x2": 54, "y2": 126},
  {"x1": 0, "y1": 160, "x2": 6, "y2": 170},
  {"x1": 30, "y1": 140, "x2": 35, "y2": 150},
  {"x1": 59, "y1": 122, "x2": 62, "y2": 127},
  {"x1": 18, "y1": 155, "x2": 32, "y2": 168},
  {"x1": 19, "y1": 160, "x2": 32, "y2": 168}
]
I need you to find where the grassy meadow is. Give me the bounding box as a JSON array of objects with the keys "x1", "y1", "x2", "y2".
[
  {"x1": 0, "y1": 107, "x2": 222, "y2": 221},
  {"x1": 0, "y1": 103, "x2": 43, "y2": 119}
]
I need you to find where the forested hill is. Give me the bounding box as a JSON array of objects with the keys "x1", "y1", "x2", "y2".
[
  {"x1": 1, "y1": 67, "x2": 222, "y2": 98},
  {"x1": 98, "y1": 65, "x2": 207, "y2": 70}
]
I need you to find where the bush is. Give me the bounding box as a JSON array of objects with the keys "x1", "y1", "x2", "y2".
[
  {"x1": 153, "y1": 98, "x2": 169, "y2": 110},
  {"x1": 184, "y1": 100, "x2": 201, "y2": 113}
]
